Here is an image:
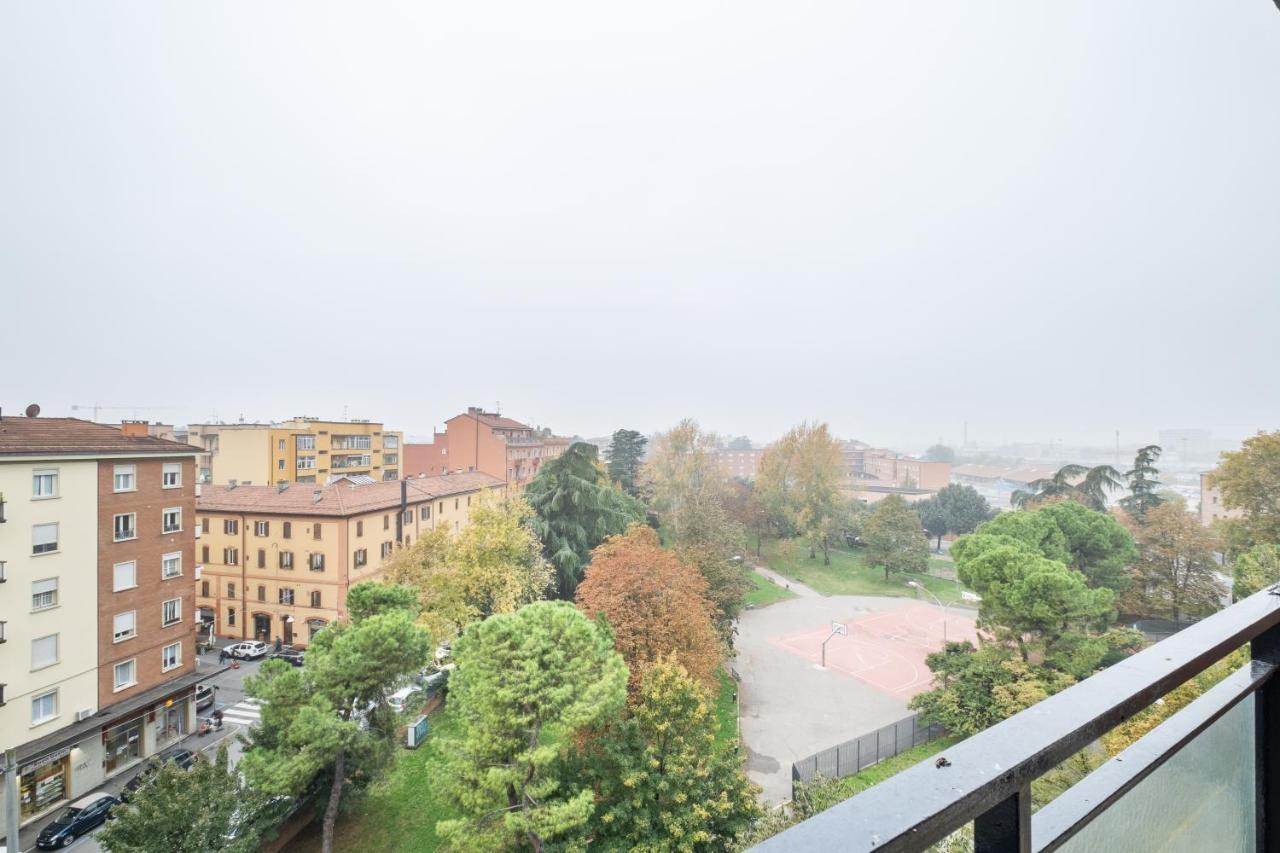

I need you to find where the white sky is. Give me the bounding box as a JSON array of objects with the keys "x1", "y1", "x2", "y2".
[{"x1": 3, "y1": 1, "x2": 1278, "y2": 448}]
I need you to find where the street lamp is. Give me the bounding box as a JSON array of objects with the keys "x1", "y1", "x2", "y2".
[{"x1": 905, "y1": 581, "x2": 980, "y2": 642}]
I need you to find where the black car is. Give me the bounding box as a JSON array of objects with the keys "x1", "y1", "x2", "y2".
[
  {"x1": 269, "y1": 646, "x2": 305, "y2": 667},
  {"x1": 36, "y1": 792, "x2": 118, "y2": 849},
  {"x1": 120, "y1": 749, "x2": 198, "y2": 801}
]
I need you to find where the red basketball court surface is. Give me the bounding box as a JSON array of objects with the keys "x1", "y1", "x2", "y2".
[{"x1": 770, "y1": 603, "x2": 979, "y2": 699}]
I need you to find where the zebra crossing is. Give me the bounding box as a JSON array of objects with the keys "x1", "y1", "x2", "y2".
[{"x1": 218, "y1": 697, "x2": 263, "y2": 727}]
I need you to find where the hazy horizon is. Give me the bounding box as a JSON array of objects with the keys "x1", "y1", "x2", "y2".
[{"x1": 4, "y1": 2, "x2": 1278, "y2": 450}]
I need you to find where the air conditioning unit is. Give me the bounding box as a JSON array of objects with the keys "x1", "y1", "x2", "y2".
[{"x1": 76, "y1": 707, "x2": 96, "y2": 722}]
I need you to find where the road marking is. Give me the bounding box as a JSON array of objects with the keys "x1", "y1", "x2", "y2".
[{"x1": 218, "y1": 699, "x2": 263, "y2": 726}]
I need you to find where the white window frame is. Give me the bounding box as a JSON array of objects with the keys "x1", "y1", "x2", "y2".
[
  {"x1": 113, "y1": 513, "x2": 137, "y2": 542},
  {"x1": 297, "y1": 456, "x2": 316, "y2": 470},
  {"x1": 310, "y1": 552, "x2": 325, "y2": 571},
  {"x1": 296, "y1": 435, "x2": 315, "y2": 450},
  {"x1": 32, "y1": 468, "x2": 58, "y2": 499},
  {"x1": 224, "y1": 519, "x2": 238, "y2": 535},
  {"x1": 279, "y1": 588, "x2": 294, "y2": 605},
  {"x1": 113, "y1": 464, "x2": 137, "y2": 493},
  {"x1": 113, "y1": 659, "x2": 137, "y2": 692},
  {"x1": 31, "y1": 689, "x2": 58, "y2": 726},
  {"x1": 224, "y1": 547, "x2": 239, "y2": 565},
  {"x1": 31, "y1": 577, "x2": 58, "y2": 611},
  {"x1": 255, "y1": 520, "x2": 269, "y2": 536},
  {"x1": 162, "y1": 597, "x2": 182, "y2": 627},
  {"x1": 162, "y1": 462, "x2": 182, "y2": 489},
  {"x1": 161, "y1": 641, "x2": 182, "y2": 672},
  {"x1": 113, "y1": 560, "x2": 138, "y2": 592},
  {"x1": 162, "y1": 507, "x2": 182, "y2": 534},
  {"x1": 31, "y1": 634, "x2": 59, "y2": 670},
  {"x1": 32, "y1": 522, "x2": 59, "y2": 555},
  {"x1": 113, "y1": 611, "x2": 137, "y2": 642},
  {"x1": 162, "y1": 552, "x2": 182, "y2": 580}
]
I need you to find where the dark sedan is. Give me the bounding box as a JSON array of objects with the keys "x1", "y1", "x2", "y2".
[
  {"x1": 269, "y1": 646, "x2": 305, "y2": 667},
  {"x1": 36, "y1": 792, "x2": 118, "y2": 849},
  {"x1": 120, "y1": 748, "x2": 198, "y2": 801}
]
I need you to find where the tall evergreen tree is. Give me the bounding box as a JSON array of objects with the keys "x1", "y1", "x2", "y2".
[
  {"x1": 1120, "y1": 444, "x2": 1165, "y2": 520},
  {"x1": 1011, "y1": 464, "x2": 1125, "y2": 511},
  {"x1": 605, "y1": 428, "x2": 647, "y2": 496}
]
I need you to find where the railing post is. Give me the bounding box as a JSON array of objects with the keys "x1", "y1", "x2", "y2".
[
  {"x1": 974, "y1": 784, "x2": 1030, "y2": 853},
  {"x1": 1254, "y1": 592, "x2": 1280, "y2": 853}
]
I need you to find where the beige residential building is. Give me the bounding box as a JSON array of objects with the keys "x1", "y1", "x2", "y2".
[
  {"x1": 1200, "y1": 471, "x2": 1245, "y2": 526},
  {"x1": 186, "y1": 418, "x2": 404, "y2": 486},
  {"x1": 195, "y1": 472, "x2": 504, "y2": 647}
]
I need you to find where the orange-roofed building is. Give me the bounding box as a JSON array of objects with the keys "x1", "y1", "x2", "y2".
[{"x1": 404, "y1": 407, "x2": 569, "y2": 490}]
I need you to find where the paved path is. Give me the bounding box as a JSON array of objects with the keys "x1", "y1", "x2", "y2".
[{"x1": 751, "y1": 562, "x2": 819, "y2": 598}]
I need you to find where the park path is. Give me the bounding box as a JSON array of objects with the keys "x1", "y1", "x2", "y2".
[{"x1": 750, "y1": 561, "x2": 820, "y2": 599}]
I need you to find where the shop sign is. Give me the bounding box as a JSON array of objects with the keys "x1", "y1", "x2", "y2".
[{"x1": 20, "y1": 746, "x2": 70, "y2": 776}]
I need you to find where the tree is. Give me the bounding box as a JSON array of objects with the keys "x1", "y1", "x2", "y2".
[
  {"x1": 386, "y1": 496, "x2": 552, "y2": 640},
  {"x1": 1119, "y1": 445, "x2": 1164, "y2": 520},
  {"x1": 1232, "y1": 544, "x2": 1280, "y2": 600},
  {"x1": 916, "y1": 497, "x2": 949, "y2": 552},
  {"x1": 524, "y1": 443, "x2": 646, "y2": 598},
  {"x1": 437, "y1": 601, "x2": 627, "y2": 851},
  {"x1": 99, "y1": 746, "x2": 264, "y2": 853},
  {"x1": 240, "y1": 588, "x2": 431, "y2": 853},
  {"x1": 1208, "y1": 431, "x2": 1280, "y2": 546},
  {"x1": 576, "y1": 526, "x2": 724, "y2": 698},
  {"x1": 344, "y1": 581, "x2": 420, "y2": 622},
  {"x1": 642, "y1": 419, "x2": 730, "y2": 544},
  {"x1": 755, "y1": 423, "x2": 844, "y2": 564},
  {"x1": 605, "y1": 429, "x2": 648, "y2": 496},
  {"x1": 924, "y1": 444, "x2": 956, "y2": 463},
  {"x1": 1124, "y1": 500, "x2": 1225, "y2": 622},
  {"x1": 578, "y1": 659, "x2": 761, "y2": 851},
  {"x1": 726, "y1": 435, "x2": 754, "y2": 450},
  {"x1": 723, "y1": 478, "x2": 769, "y2": 558},
  {"x1": 1034, "y1": 500, "x2": 1136, "y2": 593},
  {"x1": 935, "y1": 484, "x2": 992, "y2": 538},
  {"x1": 1011, "y1": 464, "x2": 1125, "y2": 511},
  {"x1": 862, "y1": 495, "x2": 930, "y2": 580},
  {"x1": 973, "y1": 510, "x2": 1071, "y2": 564}
]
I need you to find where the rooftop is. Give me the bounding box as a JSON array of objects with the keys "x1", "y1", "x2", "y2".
[
  {"x1": 198, "y1": 471, "x2": 503, "y2": 516},
  {"x1": 0, "y1": 416, "x2": 200, "y2": 457}
]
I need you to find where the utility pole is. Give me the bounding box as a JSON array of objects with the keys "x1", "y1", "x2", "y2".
[{"x1": 3, "y1": 748, "x2": 19, "y2": 852}]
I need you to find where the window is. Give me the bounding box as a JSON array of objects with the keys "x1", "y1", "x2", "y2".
[
  {"x1": 278, "y1": 438, "x2": 286, "y2": 451},
  {"x1": 224, "y1": 519, "x2": 239, "y2": 535},
  {"x1": 438, "y1": 501, "x2": 443, "y2": 514},
  {"x1": 162, "y1": 552, "x2": 182, "y2": 579},
  {"x1": 310, "y1": 553, "x2": 325, "y2": 571},
  {"x1": 113, "y1": 513, "x2": 136, "y2": 542},
  {"x1": 224, "y1": 547, "x2": 239, "y2": 565},
  {"x1": 354, "y1": 548, "x2": 367, "y2": 567},
  {"x1": 278, "y1": 459, "x2": 285, "y2": 470},
  {"x1": 280, "y1": 551, "x2": 294, "y2": 569},
  {"x1": 113, "y1": 611, "x2": 136, "y2": 642},
  {"x1": 227, "y1": 582, "x2": 236, "y2": 599},
  {"x1": 297, "y1": 435, "x2": 315, "y2": 450},
  {"x1": 201, "y1": 580, "x2": 210, "y2": 597},
  {"x1": 162, "y1": 598, "x2": 181, "y2": 626},
  {"x1": 31, "y1": 689, "x2": 58, "y2": 725},
  {"x1": 201, "y1": 544, "x2": 210, "y2": 563},
  {"x1": 32, "y1": 523, "x2": 58, "y2": 554},
  {"x1": 279, "y1": 588, "x2": 295, "y2": 605},
  {"x1": 32, "y1": 634, "x2": 59, "y2": 669},
  {"x1": 403, "y1": 509, "x2": 412, "y2": 525},
  {"x1": 384, "y1": 436, "x2": 399, "y2": 449},
  {"x1": 113, "y1": 561, "x2": 137, "y2": 591},
  {"x1": 257, "y1": 549, "x2": 266, "y2": 569},
  {"x1": 420, "y1": 505, "x2": 430, "y2": 520},
  {"x1": 380, "y1": 541, "x2": 393, "y2": 559},
  {"x1": 313, "y1": 523, "x2": 322, "y2": 540},
  {"x1": 227, "y1": 607, "x2": 236, "y2": 626},
  {"x1": 282, "y1": 521, "x2": 292, "y2": 539},
  {"x1": 455, "y1": 499, "x2": 459, "y2": 510},
  {"x1": 356, "y1": 520, "x2": 364, "y2": 537},
  {"x1": 256, "y1": 584, "x2": 266, "y2": 602},
  {"x1": 383, "y1": 514, "x2": 389, "y2": 531},
  {"x1": 162, "y1": 462, "x2": 182, "y2": 488},
  {"x1": 32, "y1": 578, "x2": 58, "y2": 611},
  {"x1": 255, "y1": 520, "x2": 270, "y2": 536},
  {"x1": 201, "y1": 517, "x2": 210, "y2": 533},
  {"x1": 384, "y1": 453, "x2": 399, "y2": 465},
  {"x1": 310, "y1": 590, "x2": 321, "y2": 608},
  {"x1": 113, "y1": 659, "x2": 137, "y2": 691},
  {"x1": 32, "y1": 469, "x2": 58, "y2": 498},
  {"x1": 162, "y1": 507, "x2": 182, "y2": 533},
  {"x1": 162, "y1": 642, "x2": 181, "y2": 672},
  {"x1": 297, "y1": 456, "x2": 316, "y2": 469},
  {"x1": 113, "y1": 464, "x2": 136, "y2": 492},
  {"x1": 467, "y1": 496, "x2": 471, "y2": 507}
]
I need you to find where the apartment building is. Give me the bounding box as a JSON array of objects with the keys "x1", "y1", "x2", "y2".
[
  {"x1": 404, "y1": 408, "x2": 569, "y2": 489},
  {"x1": 185, "y1": 418, "x2": 404, "y2": 486},
  {"x1": 1200, "y1": 471, "x2": 1245, "y2": 527},
  {"x1": 195, "y1": 472, "x2": 504, "y2": 647},
  {"x1": 840, "y1": 441, "x2": 952, "y2": 491},
  {"x1": 713, "y1": 447, "x2": 764, "y2": 480},
  {"x1": 0, "y1": 417, "x2": 200, "y2": 840}
]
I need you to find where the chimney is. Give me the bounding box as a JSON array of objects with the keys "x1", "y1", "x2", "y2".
[
  {"x1": 120, "y1": 420, "x2": 149, "y2": 438},
  {"x1": 277, "y1": 483, "x2": 289, "y2": 493},
  {"x1": 312, "y1": 490, "x2": 324, "y2": 504}
]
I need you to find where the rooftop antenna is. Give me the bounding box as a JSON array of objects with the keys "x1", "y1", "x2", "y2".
[{"x1": 495, "y1": 400, "x2": 501, "y2": 415}]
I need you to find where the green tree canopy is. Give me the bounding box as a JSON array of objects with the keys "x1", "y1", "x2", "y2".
[
  {"x1": 1124, "y1": 500, "x2": 1225, "y2": 622},
  {"x1": 1233, "y1": 543, "x2": 1280, "y2": 600},
  {"x1": 756, "y1": 422, "x2": 845, "y2": 563},
  {"x1": 924, "y1": 444, "x2": 956, "y2": 463},
  {"x1": 1034, "y1": 500, "x2": 1136, "y2": 593},
  {"x1": 1011, "y1": 464, "x2": 1124, "y2": 511},
  {"x1": 438, "y1": 601, "x2": 628, "y2": 851},
  {"x1": 863, "y1": 495, "x2": 930, "y2": 581},
  {"x1": 1208, "y1": 431, "x2": 1280, "y2": 546},
  {"x1": 916, "y1": 497, "x2": 949, "y2": 552},
  {"x1": 344, "y1": 581, "x2": 420, "y2": 622},
  {"x1": 935, "y1": 484, "x2": 992, "y2": 537},
  {"x1": 605, "y1": 428, "x2": 648, "y2": 496},
  {"x1": 525, "y1": 443, "x2": 645, "y2": 598},
  {"x1": 1119, "y1": 445, "x2": 1165, "y2": 520}
]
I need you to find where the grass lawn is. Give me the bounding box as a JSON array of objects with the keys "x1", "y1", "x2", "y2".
[
  {"x1": 287, "y1": 707, "x2": 460, "y2": 853},
  {"x1": 744, "y1": 570, "x2": 797, "y2": 608},
  {"x1": 800, "y1": 735, "x2": 961, "y2": 807},
  {"x1": 713, "y1": 669, "x2": 741, "y2": 751},
  {"x1": 759, "y1": 539, "x2": 973, "y2": 601}
]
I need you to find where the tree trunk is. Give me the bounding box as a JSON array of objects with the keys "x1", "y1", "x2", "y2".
[
  {"x1": 322, "y1": 747, "x2": 345, "y2": 853},
  {"x1": 884, "y1": 565, "x2": 890, "y2": 581},
  {"x1": 936, "y1": 535, "x2": 943, "y2": 553},
  {"x1": 809, "y1": 543, "x2": 816, "y2": 559}
]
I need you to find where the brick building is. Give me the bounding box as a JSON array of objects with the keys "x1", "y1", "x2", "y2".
[{"x1": 404, "y1": 408, "x2": 569, "y2": 489}]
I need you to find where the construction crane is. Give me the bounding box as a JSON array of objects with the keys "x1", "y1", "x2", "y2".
[{"x1": 70, "y1": 403, "x2": 177, "y2": 422}]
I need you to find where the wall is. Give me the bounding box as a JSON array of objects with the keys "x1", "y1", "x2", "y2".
[
  {"x1": 211, "y1": 429, "x2": 271, "y2": 485},
  {"x1": 1199, "y1": 472, "x2": 1244, "y2": 527}
]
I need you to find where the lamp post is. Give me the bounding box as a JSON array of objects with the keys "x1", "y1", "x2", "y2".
[{"x1": 906, "y1": 583, "x2": 981, "y2": 643}]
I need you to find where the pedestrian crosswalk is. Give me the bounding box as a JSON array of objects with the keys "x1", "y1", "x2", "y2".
[{"x1": 219, "y1": 698, "x2": 263, "y2": 727}]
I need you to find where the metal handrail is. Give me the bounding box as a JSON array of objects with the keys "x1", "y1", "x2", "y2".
[{"x1": 751, "y1": 586, "x2": 1280, "y2": 852}]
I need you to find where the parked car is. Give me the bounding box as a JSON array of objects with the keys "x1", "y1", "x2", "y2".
[
  {"x1": 421, "y1": 664, "x2": 453, "y2": 697},
  {"x1": 36, "y1": 792, "x2": 118, "y2": 849},
  {"x1": 226, "y1": 640, "x2": 269, "y2": 659},
  {"x1": 269, "y1": 646, "x2": 305, "y2": 667},
  {"x1": 195, "y1": 682, "x2": 217, "y2": 710},
  {"x1": 120, "y1": 749, "x2": 198, "y2": 801},
  {"x1": 387, "y1": 685, "x2": 424, "y2": 714}
]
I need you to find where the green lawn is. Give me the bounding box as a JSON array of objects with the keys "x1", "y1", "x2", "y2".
[
  {"x1": 713, "y1": 669, "x2": 740, "y2": 751},
  {"x1": 797, "y1": 736, "x2": 961, "y2": 810},
  {"x1": 759, "y1": 539, "x2": 973, "y2": 601},
  {"x1": 744, "y1": 570, "x2": 797, "y2": 608}
]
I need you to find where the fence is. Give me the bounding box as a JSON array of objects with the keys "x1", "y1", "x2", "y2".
[{"x1": 790, "y1": 712, "x2": 944, "y2": 799}]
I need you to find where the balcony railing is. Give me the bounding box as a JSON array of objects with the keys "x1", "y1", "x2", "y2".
[{"x1": 752, "y1": 585, "x2": 1280, "y2": 853}]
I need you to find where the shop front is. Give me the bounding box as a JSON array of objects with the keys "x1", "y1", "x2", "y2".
[
  {"x1": 103, "y1": 716, "x2": 144, "y2": 775},
  {"x1": 154, "y1": 696, "x2": 190, "y2": 750},
  {"x1": 19, "y1": 748, "x2": 71, "y2": 822}
]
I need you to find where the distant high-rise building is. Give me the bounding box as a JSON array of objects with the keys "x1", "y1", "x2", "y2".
[{"x1": 1159, "y1": 429, "x2": 1214, "y2": 461}]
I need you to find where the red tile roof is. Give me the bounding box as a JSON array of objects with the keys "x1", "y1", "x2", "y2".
[
  {"x1": 197, "y1": 471, "x2": 504, "y2": 517},
  {"x1": 0, "y1": 417, "x2": 199, "y2": 457}
]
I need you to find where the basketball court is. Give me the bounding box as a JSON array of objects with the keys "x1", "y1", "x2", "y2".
[{"x1": 770, "y1": 602, "x2": 979, "y2": 698}]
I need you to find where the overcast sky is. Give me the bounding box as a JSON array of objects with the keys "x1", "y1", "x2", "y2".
[{"x1": 3, "y1": 1, "x2": 1278, "y2": 450}]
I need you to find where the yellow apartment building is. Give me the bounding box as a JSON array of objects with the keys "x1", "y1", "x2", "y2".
[
  {"x1": 194, "y1": 472, "x2": 504, "y2": 646},
  {"x1": 185, "y1": 418, "x2": 405, "y2": 486}
]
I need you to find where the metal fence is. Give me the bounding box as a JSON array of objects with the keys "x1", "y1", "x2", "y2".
[{"x1": 790, "y1": 713, "x2": 944, "y2": 798}]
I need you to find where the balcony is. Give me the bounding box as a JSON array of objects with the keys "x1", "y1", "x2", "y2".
[
  {"x1": 331, "y1": 455, "x2": 372, "y2": 469},
  {"x1": 752, "y1": 585, "x2": 1280, "y2": 853},
  {"x1": 331, "y1": 437, "x2": 373, "y2": 451}
]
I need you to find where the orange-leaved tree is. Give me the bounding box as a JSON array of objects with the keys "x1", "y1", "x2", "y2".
[{"x1": 576, "y1": 525, "x2": 723, "y2": 698}]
